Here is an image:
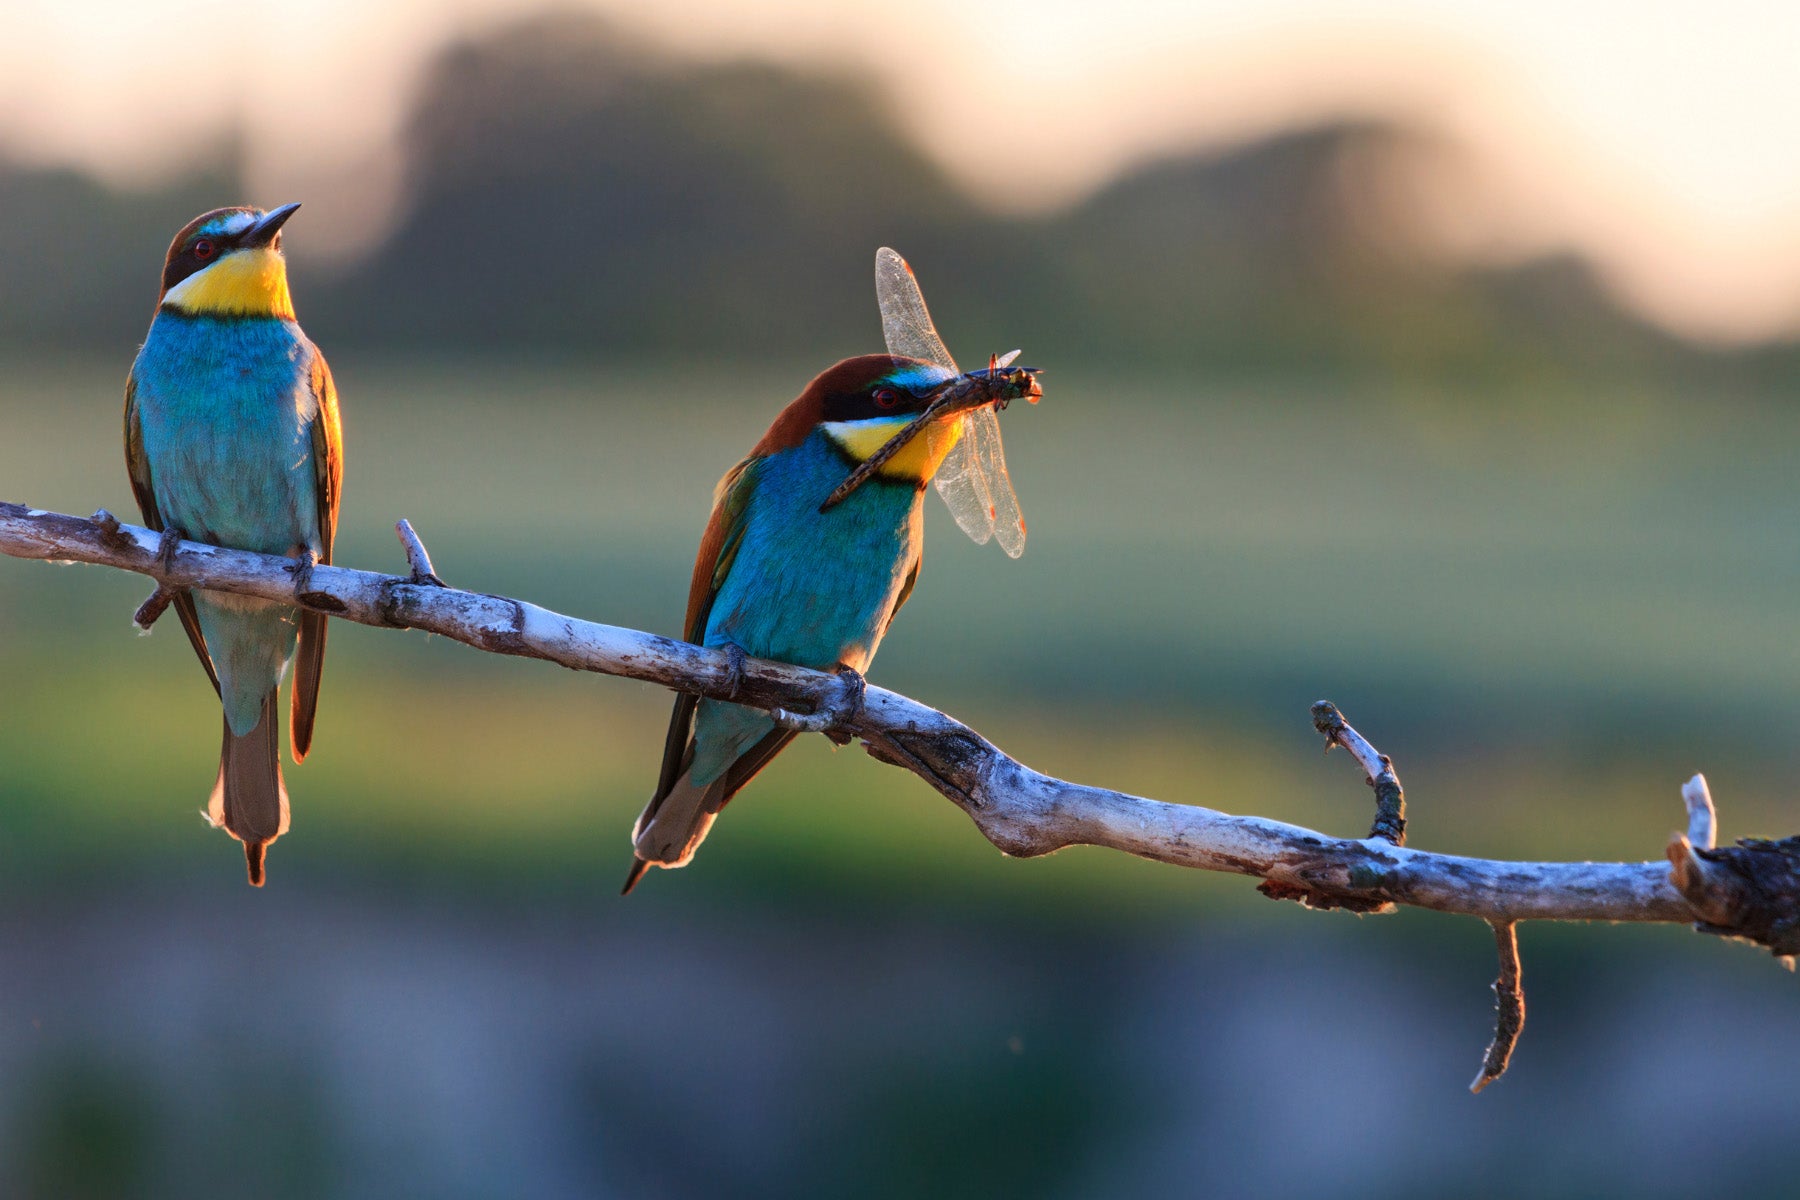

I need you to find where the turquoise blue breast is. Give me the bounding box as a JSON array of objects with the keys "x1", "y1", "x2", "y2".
[
  {"x1": 131, "y1": 311, "x2": 323, "y2": 736},
  {"x1": 705, "y1": 429, "x2": 922, "y2": 672},
  {"x1": 131, "y1": 311, "x2": 322, "y2": 556},
  {"x1": 688, "y1": 429, "x2": 924, "y2": 788}
]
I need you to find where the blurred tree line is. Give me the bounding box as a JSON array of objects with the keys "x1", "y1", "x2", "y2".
[{"x1": 0, "y1": 11, "x2": 1788, "y2": 384}]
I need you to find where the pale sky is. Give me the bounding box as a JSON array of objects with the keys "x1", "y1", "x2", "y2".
[{"x1": 4, "y1": 0, "x2": 1800, "y2": 341}]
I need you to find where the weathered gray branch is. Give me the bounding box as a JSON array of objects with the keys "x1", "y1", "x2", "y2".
[
  {"x1": 0, "y1": 501, "x2": 1759, "y2": 923},
  {"x1": 4, "y1": 500, "x2": 1797, "y2": 1089}
]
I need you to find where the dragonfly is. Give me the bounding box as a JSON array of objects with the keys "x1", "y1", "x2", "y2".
[{"x1": 820, "y1": 247, "x2": 1040, "y2": 558}]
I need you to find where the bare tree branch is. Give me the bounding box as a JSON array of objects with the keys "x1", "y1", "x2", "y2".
[
  {"x1": 5, "y1": 500, "x2": 1799, "y2": 1089},
  {"x1": 0, "y1": 502, "x2": 1733, "y2": 921}
]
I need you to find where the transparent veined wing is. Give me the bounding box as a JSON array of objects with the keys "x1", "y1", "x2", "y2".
[
  {"x1": 931, "y1": 413, "x2": 998, "y2": 547},
  {"x1": 963, "y1": 405, "x2": 1026, "y2": 557},
  {"x1": 875, "y1": 247, "x2": 956, "y2": 371},
  {"x1": 875, "y1": 248, "x2": 1027, "y2": 556}
]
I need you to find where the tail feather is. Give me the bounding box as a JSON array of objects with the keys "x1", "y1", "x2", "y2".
[
  {"x1": 206, "y1": 688, "x2": 290, "y2": 887},
  {"x1": 623, "y1": 770, "x2": 728, "y2": 893},
  {"x1": 290, "y1": 609, "x2": 327, "y2": 763},
  {"x1": 624, "y1": 721, "x2": 801, "y2": 894}
]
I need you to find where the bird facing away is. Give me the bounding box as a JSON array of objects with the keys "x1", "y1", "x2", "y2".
[
  {"x1": 124, "y1": 204, "x2": 343, "y2": 885},
  {"x1": 625, "y1": 353, "x2": 981, "y2": 892}
]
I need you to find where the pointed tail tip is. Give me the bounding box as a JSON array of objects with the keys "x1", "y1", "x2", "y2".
[
  {"x1": 244, "y1": 841, "x2": 267, "y2": 887},
  {"x1": 621, "y1": 856, "x2": 651, "y2": 896}
]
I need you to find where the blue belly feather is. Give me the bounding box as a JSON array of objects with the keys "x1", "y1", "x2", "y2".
[
  {"x1": 132, "y1": 312, "x2": 323, "y2": 735},
  {"x1": 690, "y1": 430, "x2": 923, "y2": 787}
]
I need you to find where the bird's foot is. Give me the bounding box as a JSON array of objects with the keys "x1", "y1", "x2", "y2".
[
  {"x1": 156, "y1": 525, "x2": 186, "y2": 576},
  {"x1": 774, "y1": 664, "x2": 867, "y2": 738},
  {"x1": 827, "y1": 664, "x2": 867, "y2": 742},
  {"x1": 130, "y1": 525, "x2": 189, "y2": 631},
  {"x1": 285, "y1": 546, "x2": 318, "y2": 598},
  {"x1": 721, "y1": 642, "x2": 748, "y2": 700}
]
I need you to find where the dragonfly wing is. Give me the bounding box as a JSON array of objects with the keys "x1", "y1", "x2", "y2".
[
  {"x1": 876, "y1": 248, "x2": 956, "y2": 371},
  {"x1": 968, "y1": 405, "x2": 1026, "y2": 558},
  {"x1": 933, "y1": 434, "x2": 998, "y2": 546},
  {"x1": 875, "y1": 248, "x2": 1025, "y2": 556}
]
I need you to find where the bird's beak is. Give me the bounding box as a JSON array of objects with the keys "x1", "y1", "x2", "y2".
[
  {"x1": 820, "y1": 363, "x2": 1042, "y2": 512},
  {"x1": 242, "y1": 202, "x2": 301, "y2": 249}
]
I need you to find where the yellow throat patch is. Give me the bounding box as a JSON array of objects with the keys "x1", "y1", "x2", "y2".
[
  {"x1": 824, "y1": 414, "x2": 966, "y2": 483},
  {"x1": 161, "y1": 249, "x2": 295, "y2": 319}
]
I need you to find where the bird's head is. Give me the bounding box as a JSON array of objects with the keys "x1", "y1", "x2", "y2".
[
  {"x1": 156, "y1": 203, "x2": 301, "y2": 319},
  {"x1": 757, "y1": 354, "x2": 971, "y2": 484}
]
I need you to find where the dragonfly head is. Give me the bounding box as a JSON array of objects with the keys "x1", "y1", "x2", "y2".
[{"x1": 972, "y1": 362, "x2": 1042, "y2": 413}]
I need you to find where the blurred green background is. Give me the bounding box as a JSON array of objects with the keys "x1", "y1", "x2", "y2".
[{"x1": 3, "y1": 8, "x2": 1799, "y2": 1198}]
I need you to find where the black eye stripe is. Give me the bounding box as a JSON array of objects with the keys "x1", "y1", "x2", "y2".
[
  {"x1": 162, "y1": 231, "x2": 236, "y2": 293},
  {"x1": 820, "y1": 382, "x2": 928, "y2": 424}
]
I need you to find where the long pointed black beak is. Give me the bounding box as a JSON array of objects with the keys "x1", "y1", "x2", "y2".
[
  {"x1": 242, "y1": 202, "x2": 301, "y2": 249},
  {"x1": 819, "y1": 364, "x2": 1041, "y2": 512}
]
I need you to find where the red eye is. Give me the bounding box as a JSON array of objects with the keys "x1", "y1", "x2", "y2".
[
  {"x1": 873, "y1": 387, "x2": 900, "y2": 409},
  {"x1": 192, "y1": 239, "x2": 216, "y2": 261}
]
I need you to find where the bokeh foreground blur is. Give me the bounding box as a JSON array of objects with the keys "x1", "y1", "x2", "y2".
[{"x1": 1, "y1": 9, "x2": 1797, "y2": 1198}]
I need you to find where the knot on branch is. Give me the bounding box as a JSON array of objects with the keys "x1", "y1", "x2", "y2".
[
  {"x1": 1667, "y1": 833, "x2": 1800, "y2": 960},
  {"x1": 90, "y1": 509, "x2": 133, "y2": 553},
  {"x1": 296, "y1": 591, "x2": 349, "y2": 614},
  {"x1": 1255, "y1": 877, "x2": 1395, "y2": 914},
  {"x1": 864, "y1": 728, "x2": 992, "y2": 817},
  {"x1": 1366, "y1": 770, "x2": 1406, "y2": 845},
  {"x1": 474, "y1": 600, "x2": 550, "y2": 661}
]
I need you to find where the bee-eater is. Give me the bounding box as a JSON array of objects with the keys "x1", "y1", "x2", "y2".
[
  {"x1": 124, "y1": 204, "x2": 343, "y2": 886},
  {"x1": 624, "y1": 354, "x2": 1018, "y2": 892}
]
